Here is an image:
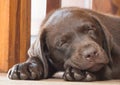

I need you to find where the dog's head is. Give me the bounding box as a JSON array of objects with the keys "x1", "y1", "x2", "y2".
[{"x1": 33, "y1": 8, "x2": 113, "y2": 78}]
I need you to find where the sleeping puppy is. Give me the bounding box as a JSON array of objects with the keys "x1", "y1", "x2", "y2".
[{"x1": 8, "y1": 7, "x2": 120, "y2": 81}]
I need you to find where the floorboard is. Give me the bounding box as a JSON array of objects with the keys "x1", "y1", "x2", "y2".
[{"x1": 0, "y1": 73, "x2": 120, "y2": 85}]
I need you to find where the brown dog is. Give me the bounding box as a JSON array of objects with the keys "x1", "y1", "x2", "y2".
[{"x1": 8, "y1": 7, "x2": 120, "y2": 81}]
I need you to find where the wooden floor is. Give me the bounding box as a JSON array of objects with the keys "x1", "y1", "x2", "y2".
[{"x1": 0, "y1": 73, "x2": 120, "y2": 85}]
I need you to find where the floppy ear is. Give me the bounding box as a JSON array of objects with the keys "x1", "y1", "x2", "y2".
[
  {"x1": 91, "y1": 15, "x2": 113, "y2": 66},
  {"x1": 28, "y1": 29, "x2": 49, "y2": 78}
]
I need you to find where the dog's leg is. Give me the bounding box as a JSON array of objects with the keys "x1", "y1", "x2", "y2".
[{"x1": 8, "y1": 57, "x2": 44, "y2": 80}]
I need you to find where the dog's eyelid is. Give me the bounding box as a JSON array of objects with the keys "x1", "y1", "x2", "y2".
[
  {"x1": 55, "y1": 41, "x2": 67, "y2": 49},
  {"x1": 87, "y1": 25, "x2": 96, "y2": 30},
  {"x1": 55, "y1": 37, "x2": 71, "y2": 48},
  {"x1": 80, "y1": 25, "x2": 94, "y2": 34}
]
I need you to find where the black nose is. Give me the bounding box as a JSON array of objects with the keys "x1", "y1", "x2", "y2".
[{"x1": 82, "y1": 46, "x2": 98, "y2": 59}]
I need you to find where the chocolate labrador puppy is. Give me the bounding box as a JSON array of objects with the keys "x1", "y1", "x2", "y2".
[{"x1": 8, "y1": 7, "x2": 120, "y2": 81}]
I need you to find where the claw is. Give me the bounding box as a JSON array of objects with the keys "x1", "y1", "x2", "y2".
[{"x1": 63, "y1": 67, "x2": 85, "y2": 81}]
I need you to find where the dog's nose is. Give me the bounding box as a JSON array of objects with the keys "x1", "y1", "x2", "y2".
[{"x1": 82, "y1": 46, "x2": 98, "y2": 60}]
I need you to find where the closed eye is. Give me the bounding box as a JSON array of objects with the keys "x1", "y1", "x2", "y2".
[
  {"x1": 56, "y1": 39, "x2": 67, "y2": 48},
  {"x1": 77, "y1": 25, "x2": 95, "y2": 34},
  {"x1": 55, "y1": 33, "x2": 73, "y2": 48}
]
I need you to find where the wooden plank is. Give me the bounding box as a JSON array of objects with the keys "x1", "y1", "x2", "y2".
[
  {"x1": 92, "y1": 0, "x2": 120, "y2": 15},
  {"x1": 46, "y1": 0, "x2": 61, "y2": 14},
  {"x1": 19, "y1": 0, "x2": 31, "y2": 62},
  {"x1": 111, "y1": 0, "x2": 120, "y2": 15},
  {"x1": 0, "y1": 0, "x2": 10, "y2": 72},
  {"x1": 9, "y1": 0, "x2": 20, "y2": 69},
  {"x1": 0, "y1": 0, "x2": 31, "y2": 72},
  {"x1": 92, "y1": 0, "x2": 112, "y2": 14}
]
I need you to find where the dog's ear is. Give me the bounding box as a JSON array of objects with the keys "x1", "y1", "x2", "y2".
[
  {"x1": 28, "y1": 29, "x2": 49, "y2": 78},
  {"x1": 91, "y1": 15, "x2": 113, "y2": 66},
  {"x1": 39, "y1": 29, "x2": 49, "y2": 78}
]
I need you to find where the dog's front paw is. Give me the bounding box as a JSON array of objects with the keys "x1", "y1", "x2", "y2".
[
  {"x1": 63, "y1": 67, "x2": 85, "y2": 81},
  {"x1": 82, "y1": 71, "x2": 97, "y2": 81},
  {"x1": 63, "y1": 67, "x2": 96, "y2": 81},
  {"x1": 8, "y1": 58, "x2": 44, "y2": 80}
]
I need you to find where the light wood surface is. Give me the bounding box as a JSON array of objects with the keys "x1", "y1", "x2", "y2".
[{"x1": 0, "y1": 73, "x2": 120, "y2": 85}]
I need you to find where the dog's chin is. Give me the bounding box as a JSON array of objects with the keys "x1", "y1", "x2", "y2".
[
  {"x1": 87, "y1": 64, "x2": 105, "y2": 72},
  {"x1": 64, "y1": 59, "x2": 105, "y2": 73}
]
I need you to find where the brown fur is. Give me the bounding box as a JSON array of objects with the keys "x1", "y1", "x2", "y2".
[{"x1": 8, "y1": 7, "x2": 120, "y2": 81}]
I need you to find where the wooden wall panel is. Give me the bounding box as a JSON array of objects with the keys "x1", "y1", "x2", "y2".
[
  {"x1": 111, "y1": 0, "x2": 120, "y2": 15},
  {"x1": 92, "y1": 0, "x2": 112, "y2": 14},
  {"x1": 0, "y1": 0, "x2": 31, "y2": 72},
  {"x1": 0, "y1": 0, "x2": 10, "y2": 72},
  {"x1": 19, "y1": 0, "x2": 31, "y2": 63},
  {"x1": 92, "y1": 0, "x2": 120, "y2": 16},
  {"x1": 46, "y1": 0, "x2": 61, "y2": 14},
  {"x1": 9, "y1": 0, "x2": 19, "y2": 69}
]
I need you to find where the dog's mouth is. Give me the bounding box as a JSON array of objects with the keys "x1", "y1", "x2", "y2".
[
  {"x1": 74, "y1": 63, "x2": 105, "y2": 73},
  {"x1": 87, "y1": 64, "x2": 104, "y2": 72},
  {"x1": 64, "y1": 59, "x2": 105, "y2": 73}
]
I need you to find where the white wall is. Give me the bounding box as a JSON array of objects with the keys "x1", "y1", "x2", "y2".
[
  {"x1": 31, "y1": 0, "x2": 46, "y2": 36},
  {"x1": 62, "y1": 0, "x2": 92, "y2": 8}
]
